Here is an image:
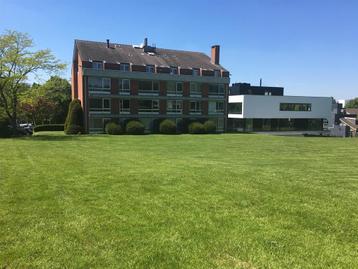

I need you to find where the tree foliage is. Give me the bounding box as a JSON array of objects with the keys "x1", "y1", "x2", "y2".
[
  {"x1": 64, "y1": 99, "x2": 84, "y2": 134},
  {"x1": 345, "y1": 98, "x2": 358, "y2": 109},
  {"x1": 0, "y1": 30, "x2": 65, "y2": 129}
]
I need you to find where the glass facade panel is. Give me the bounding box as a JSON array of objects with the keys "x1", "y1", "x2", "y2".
[
  {"x1": 280, "y1": 103, "x2": 312, "y2": 111},
  {"x1": 228, "y1": 103, "x2": 242, "y2": 114}
]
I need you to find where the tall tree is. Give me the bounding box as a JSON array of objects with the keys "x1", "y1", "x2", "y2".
[
  {"x1": 346, "y1": 97, "x2": 358, "y2": 109},
  {"x1": 0, "y1": 30, "x2": 65, "y2": 129}
]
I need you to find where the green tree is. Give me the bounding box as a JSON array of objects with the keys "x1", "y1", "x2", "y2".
[
  {"x1": 0, "y1": 30, "x2": 65, "y2": 130},
  {"x1": 345, "y1": 97, "x2": 358, "y2": 108},
  {"x1": 64, "y1": 99, "x2": 84, "y2": 134}
]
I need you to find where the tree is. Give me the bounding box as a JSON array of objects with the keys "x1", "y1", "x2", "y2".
[
  {"x1": 64, "y1": 99, "x2": 84, "y2": 134},
  {"x1": 0, "y1": 30, "x2": 65, "y2": 130},
  {"x1": 346, "y1": 98, "x2": 358, "y2": 109},
  {"x1": 20, "y1": 95, "x2": 56, "y2": 125}
]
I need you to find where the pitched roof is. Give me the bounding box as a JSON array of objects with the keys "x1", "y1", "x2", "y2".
[{"x1": 74, "y1": 40, "x2": 228, "y2": 71}]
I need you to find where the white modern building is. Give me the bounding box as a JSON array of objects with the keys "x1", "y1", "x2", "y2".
[{"x1": 228, "y1": 94, "x2": 336, "y2": 133}]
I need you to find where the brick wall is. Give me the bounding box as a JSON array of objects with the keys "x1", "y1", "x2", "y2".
[
  {"x1": 130, "y1": 80, "x2": 138, "y2": 95},
  {"x1": 201, "y1": 83, "x2": 209, "y2": 98},
  {"x1": 202, "y1": 100, "x2": 208, "y2": 115},
  {"x1": 160, "y1": 81, "x2": 166, "y2": 96},
  {"x1": 111, "y1": 98, "x2": 119, "y2": 115},
  {"x1": 179, "y1": 68, "x2": 192, "y2": 75},
  {"x1": 183, "y1": 100, "x2": 189, "y2": 115},
  {"x1": 130, "y1": 99, "x2": 138, "y2": 114},
  {"x1": 160, "y1": 100, "x2": 166, "y2": 115},
  {"x1": 183, "y1": 82, "x2": 190, "y2": 97},
  {"x1": 105, "y1": 63, "x2": 120, "y2": 70},
  {"x1": 111, "y1": 78, "x2": 118, "y2": 94}
]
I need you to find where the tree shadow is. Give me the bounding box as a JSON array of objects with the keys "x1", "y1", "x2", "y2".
[{"x1": 19, "y1": 134, "x2": 82, "y2": 141}]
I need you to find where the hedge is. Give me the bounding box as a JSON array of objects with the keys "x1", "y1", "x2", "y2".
[
  {"x1": 126, "y1": 120, "x2": 145, "y2": 135},
  {"x1": 33, "y1": 124, "x2": 64, "y2": 132},
  {"x1": 66, "y1": 124, "x2": 83, "y2": 135},
  {"x1": 188, "y1": 122, "x2": 206, "y2": 134},
  {"x1": 105, "y1": 122, "x2": 123, "y2": 135},
  {"x1": 203, "y1": 120, "x2": 216, "y2": 133},
  {"x1": 159, "y1": 119, "x2": 176, "y2": 134}
]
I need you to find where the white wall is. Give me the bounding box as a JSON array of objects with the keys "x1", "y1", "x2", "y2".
[{"x1": 228, "y1": 95, "x2": 334, "y2": 126}]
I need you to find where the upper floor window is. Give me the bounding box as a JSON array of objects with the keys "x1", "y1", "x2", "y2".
[
  {"x1": 167, "y1": 81, "x2": 183, "y2": 96},
  {"x1": 170, "y1": 66, "x2": 178, "y2": 75},
  {"x1": 146, "y1": 65, "x2": 155, "y2": 73},
  {"x1": 119, "y1": 79, "x2": 130, "y2": 95},
  {"x1": 228, "y1": 103, "x2": 242, "y2": 114},
  {"x1": 138, "y1": 80, "x2": 159, "y2": 95},
  {"x1": 167, "y1": 100, "x2": 182, "y2": 114},
  {"x1": 192, "y1": 68, "x2": 200, "y2": 76},
  {"x1": 120, "y1": 99, "x2": 130, "y2": 113},
  {"x1": 280, "y1": 103, "x2": 312, "y2": 112},
  {"x1": 190, "y1": 83, "x2": 201, "y2": 96},
  {"x1": 92, "y1": 61, "x2": 103, "y2": 70},
  {"x1": 88, "y1": 77, "x2": 111, "y2": 92},
  {"x1": 190, "y1": 101, "x2": 202, "y2": 114},
  {"x1": 208, "y1": 84, "x2": 225, "y2": 97},
  {"x1": 214, "y1": 70, "x2": 221, "y2": 77},
  {"x1": 120, "y1": 63, "x2": 130, "y2": 72},
  {"x1": 209, "y1": 101, "x2": 224, "y2": 113},
  {"x1": 89, "y1": 98, "x2": 110, "y2": 112},
  {"x1": 138, "y1": 99, "x2": 159, "y2": 113}
]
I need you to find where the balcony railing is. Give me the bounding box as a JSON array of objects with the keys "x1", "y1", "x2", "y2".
[{"x1": 138, "y1": 89, "x2": 159, "y2": 96}]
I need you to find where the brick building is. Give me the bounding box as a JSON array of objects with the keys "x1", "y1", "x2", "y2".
[{"x1": 71, "y1": 38, "x2": 230, "y2": 133}]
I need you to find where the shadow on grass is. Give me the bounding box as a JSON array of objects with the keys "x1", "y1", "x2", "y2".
[{"x1": 19, "y1": 132, "x2": 82, "y2": 141}]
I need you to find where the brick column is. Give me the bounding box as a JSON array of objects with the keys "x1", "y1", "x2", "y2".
[
  {"x1": 111, "y1": 78, "x2": 118, "y2": 94},
  {"x1": 202, "y1": 83, "x2": 208, "y2": 98},
  {"x1": 131, "y1": 80, "x2": 138, "y2": 96},
  {"x1": 202, "y1": 100, "x2": 208, "y2": 116},
  {"x1": 160, "y1": 81, "x2": 166, "y2": 96},
  {"x1": 130, "y1": 99, "x2": 138, "y2": 114},
  {"x1": 183, "y1": 100, "x2": 189, "y2": 115},
  {"x1": 183, "y1": 82, "x2": 190, "y2": 97},
  {"x1": 160, "y1": 100, "x2": 166, "y2": 115},
  {"x1": 111, "y1": 98, "x2": 119, "y2": 115}
]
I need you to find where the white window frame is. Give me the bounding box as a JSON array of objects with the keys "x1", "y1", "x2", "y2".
[
  {"x1": 170, "y1": 66, "x2": 178, "y2": 75},
  {"x1": 214, "y1": 70, "x2": 220, "y2": 77},
  {"x1": 146, "y1": 65, "x2": 155, "y2": 73},
  {"x1": 88, "y1": 77, "x2": 111, "y2": 93},
  {"x1": 192, "y1": 68, "x2": 200, "y2": 76},
  {"x1": 208, "y1": 84, "x2": 225, "y2": 97},
  {"x1": 138, "y1": 80, "x2": 159, "y2": 96},
  {"x1": 120, "y1": 63, "x2": 130, "y2": 72},
  {"x1": 120, "y1": 99, "x2": 130, "y2": 114},
  {"x1": 190, "y1": 82, "x2": 201, "y2": 97},
  {"x1": 138, "y1": 99, "x2": 159, "y2": 114},
  {"x1": 89, "y1": 98, "x2": 111, "y2": 113},
  {"x1": 92, "y1": 61, "x2": 103, "y2": 70},
  {"x1": 119, "y1": 79, "x2": 130, "y2": 95},
  {"x1": 167, "y1": 100, "x2": 182, "y2": 114},
  {"x1": 190, "y1": 101, "x2": 202, "y2": 114}
]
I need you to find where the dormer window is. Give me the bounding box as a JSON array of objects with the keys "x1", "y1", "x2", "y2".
[
  {"x1": 170, "y1": 66, "x2": 178, "y2": 75},
  {"x1": 92, "y1": 61, "x2": 103, "y2": 70},
  {"x1": 192, "y1": 68, "x2": 200, "y2": 76},
  {"x1": 214, "y1": 70, "x2": 220, "y2": 77},
  {"x1": 120, "y1": 63, "x2": 130, "y2": 72},
  {"x1": 146, "y1": 65, "x2": 155, "y2": 73}
]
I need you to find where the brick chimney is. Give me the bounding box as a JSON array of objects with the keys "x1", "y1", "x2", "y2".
[{"x1": 211, "y1": 45, "x2": 220, "y2": 65}]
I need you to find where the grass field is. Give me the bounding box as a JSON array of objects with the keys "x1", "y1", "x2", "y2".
[{"x1": 1, "y1": 132, "x2": 358, "y2": 268}]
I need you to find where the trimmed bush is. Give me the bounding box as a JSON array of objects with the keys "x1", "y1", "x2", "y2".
[
  {"x1": 66, "y1": 124, "x2": 83, "y2": 135},
  {"x1": 159, "y1": 119, "x2": 176, "y2": 134},
  {"x1": 126, "y1": 120, "x2": 145, "y2": 135},
  {"x1": 65, "y1": 99, "x2": 84, "y2": 134},
  {"x1": 105, "y1": 122, "x2": 123, "y2": 135},
  {"x1": 0, "y1": 118, "x2": 11, "y2": 138},
  {"x1": 204, "y1": 120, "x2": 216, "y2": 133},
  {"x1": 188, "y1": 122, "x2": 206, "y2": 134},
  {"x1": 34, "y1": 124, "x2": 64, "y2": 132}
]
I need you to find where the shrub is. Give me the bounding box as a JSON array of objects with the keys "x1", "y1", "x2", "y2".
[
  {"x1": 65, "y1": 99, "x2": 84, "y2": 134},
  {"x1": 66, "y1": 124, "x2": 83, "y2": 135},
  {"x1": 126, "y1": 120, "x2": 145, "y2": 135},
  {"x1": 204, "y1": 120, "x2": 216, "y2": 133},
  {"x1": 0, "y1": 118, "x2": 11, "y2": 138},
  {"x1": 159, "y1": 119, "x2": 176, "y2": 134},
  {"x1": 188, "y1": 122, "x2": 206, "y2": 134},
  {"x1": 105, "y1": 122, "x2": 123, "y2": 135},
  {"x1": 34, "y1": 124, "x2": 64, "y2": 132}
]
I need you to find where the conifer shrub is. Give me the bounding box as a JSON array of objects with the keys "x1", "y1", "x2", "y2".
[{"x1": 159, "y1": 119, "x2": 176, "y2": 134}]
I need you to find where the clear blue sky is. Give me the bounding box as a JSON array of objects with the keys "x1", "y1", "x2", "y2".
[{"x1": 1, "y1": 0, "x2": 357, "y2": 99}]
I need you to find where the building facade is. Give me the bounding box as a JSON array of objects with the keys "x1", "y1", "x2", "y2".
[{"x1": 71, "y1": 39, "x2": 230, "y2": 133}]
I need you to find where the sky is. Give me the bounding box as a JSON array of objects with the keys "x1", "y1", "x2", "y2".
[{"x1": 1, "y1": 0, "x2": 357, "y2": 100}]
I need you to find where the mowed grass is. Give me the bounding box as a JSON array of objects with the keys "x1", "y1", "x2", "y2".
[{"x1": 0, "y1": 133, "x2": 358, "y2": 268}]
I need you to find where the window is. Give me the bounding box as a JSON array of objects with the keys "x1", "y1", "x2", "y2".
[
  {"x1": 228, "y1": 103, "x2": 242, "y2": 114},
  {"x1": 209, "y1": 101, "x2": 224, "y2": 113},
  {"x1": 170, "y1": 66, "x2": 178, "y2": 75},
  {"x1": 192, "y1": 68, "x2": 200, "y2": 76},
  {"x1": 167, "y1": 81, "x2": 183, "y2": 96},
  {"x1": 138, "y1": 80, "x2": 159, "y2": 95},
  {"x1": 88, "y1": 77, "x2": 111, "y2": 92},
  {"x1": 146, "y1": 65, "x2": 155, "y2": 73},
  {"x1": 119, "y1": 79, "x2": 130, "y2": 95},
  {"x1": 89, "y1": 98, "x2": 111, "y2": 112},
  {"x1": 138, "y1": 99, "x2": 159, "y2": 113},
  {"x1": 89, "y1": 118, "x2": 103, "y2": 131},
  {"x1": 92, "y1": 61, "x2": 103, "y2": 70},
  {"x1": 120, "y1": 99, "x2": 130, "y2": 113},
  {"x1": 214, "y1": 70, "x2": 220, "y2": 77},
  {"x1": 120, "y1": 63, "x2": 130, "y2": 72},
  {"x1": 190, "y1": 101, "x2": 201, "y2": 114},
  {"x1": 208, "y1": 84, "x2": 225, "y2": 97},
  {"x1": 190, "y1": 83, "x2": 201, "y2": 96},
  {"x1": 280, "y1": 103, "x2": 312, "y2": 111},
  {"x1": 167, "y1": 100, "x2": 182, "y2": 113}
]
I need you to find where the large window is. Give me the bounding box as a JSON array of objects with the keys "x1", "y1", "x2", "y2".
[
  {"x1": 138, "y1": 80, "x2": 159, "y2": 95},
  {"x1": 167, "y1": 81, "x2": 183, "y2": 96},
  {"x1": 120, "y1": 63, "x2": 130, "y2": 72},
  {"x1": 89, "y1": 98, "x2": 110, "y2": 112},
  {"x1": 167, "y1": 100, "x2": 182, "y2": 113},
  {"x1": 88, "y1": 77, "x2": 111, "y2": 92},
  {"x1": 209, "y1": 101, "x2": 224, "y2": 114},
  {"x1": 92, "y1": 61, "x2": 103, "y2": 70},
  {"x1": 120, "y1": 99, "x2": 130, "y2": 113},
  {"x1": 138, "y1": 99, "x2": 159, "y2": 113},
  {"x1": 228, "y1": 103, "x2": 242, "y2": 114},
  {"x1": 170, "y1": 66, "x2": 178, "y2": 75},
  {"x1": 280, "y1": 103, "x2": 312, "y2": 111},
  {"x1": 190, "y1": 101, "x2": 202, "y2": 114},
  {"x1": 119, "y1": 79, "x2": 130, "y2": 95},
  {"x1": 190, "y1": 83, "x2": 201, "y2": 96},
  {"x1": 208, "y1": 84, "x2": 225, "y2": 97}
]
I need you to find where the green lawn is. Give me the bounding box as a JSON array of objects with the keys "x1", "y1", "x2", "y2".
[{"x1": 1, "y1": 132, "x2": 358, "y2": 268}]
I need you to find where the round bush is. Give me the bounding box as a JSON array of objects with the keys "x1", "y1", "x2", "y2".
[
  {"x1": 126, "y1": 120, "x2": 145, "y2": 135},
  {"x1": 105, "y1": 122, "x2": 123, "y2": 135},
  {"x1": 188, "y1": 122, "x2": 206, "y2": 134},
  {"x1": 159, "y1": 119, "x2": 176, "y2": 134},
  {"x1": 204, "y1": 120, "x2": 216, "y2": 133},
  {"x1": 66, "y1": 124, "x2": 83, "y2": 135}
]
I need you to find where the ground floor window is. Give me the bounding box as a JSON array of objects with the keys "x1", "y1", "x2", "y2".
[{"x1": 89, "y1": 117, "x2": 111, "y2": 133}]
